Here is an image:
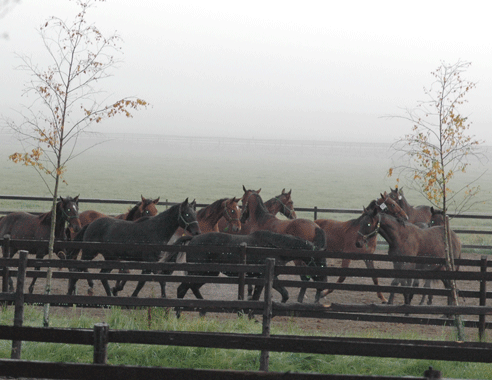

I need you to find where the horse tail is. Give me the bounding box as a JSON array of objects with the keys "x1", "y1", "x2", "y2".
[{"x1": 313, "y1": 227, "x2": 326, "y2": 250}]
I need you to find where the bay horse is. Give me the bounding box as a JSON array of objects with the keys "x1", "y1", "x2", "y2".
[
  {"x1": 0, "y1": 196, "x2": 82, "y2": 293},
  {"x1": 317, "y1": 194, "x2": 409, "y2": 303},
  {"x1": 117, "y1": 197, "x2": 242, "y2": 298},
  {"x1": 71, "y1": 195, "x2": 159, "y2": 239},
  {"x1": 67, "y1": 198, "x2": 200, "y2": 297},
  {"x1": 263, "y1": 189, "x2": 297, "y2": 220},
  {"x1": 387, "y1": 188, "x2": 433, "y2": 224},
  {"x1": 355, "y1": 206, "x2": 461, "y2": 305},
  {"x1": 239, "y1": 187, "x2": 327, "y2": 303},
  {"x1": 174, "y1": 230, "x2": 318, "y2": 316},
  {"x1": 412, "y1": 206, "x2": 446, "y2": 305}
]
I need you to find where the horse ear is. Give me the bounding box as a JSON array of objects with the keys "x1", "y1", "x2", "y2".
[
  {"x1": 431, "y1": 206, "x2": 435, "y2": 213},
  {"x1": 74, "y1": 195, "x2": 79, "y2": 203},
  {"x1": 288, "y1": 189, "x2": 292, "y2": 195},
  {"x1": 191, "y1": 199, "x2": 197, "y2": 209},
  {"x1": 243, "y1": 185, "x2": 247, "y2": 192},
  {"x1": 257, "y1": 188, "x2": 261, "y2": 193},
  {"x1": 281, "y1": 188, "x2": 286, "y2": 194},
  {"x1": 153, "y1": 197, "x2": 160, "y2": 204}
]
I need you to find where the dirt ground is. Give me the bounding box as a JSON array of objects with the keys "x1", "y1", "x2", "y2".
[{"x1": 23, "y1": 250, "x2": 489, "y2": 341}]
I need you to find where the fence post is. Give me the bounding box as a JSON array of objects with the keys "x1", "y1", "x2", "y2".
[
  {"x1": 2, "y1": 235, "x2": 11, "y2": 294},
  {"x1": 313, "y1": 206, "x2": 318, "y2": 220},
  {"x1": 479, "y1": 256, "x2": 488, "y2": 341},
  {"x1": 238, "y1": 244, "x2": 246, "y2": 301},
  {"x1": 11, "y1": 250, "x2": 27, "y2": 360},
  {"x1": 259, "y1": 258, "x2": 274, "y2": 372},
  {"x1": 93, "y1": 322, "x2": 109, "y2": 364}
]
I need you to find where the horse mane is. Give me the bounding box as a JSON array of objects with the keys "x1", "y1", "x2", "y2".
[
  {"x1": 348, "y1": 200, "x2": 377, "y2": 228},
  {"x1": 197, "y1": 198, "x2": 228, "y2": 219},
  {"x1": 251, "y1": 193, "x2": 270, "y2": 220},
  {"x1": 39, "y1": 199, "x2": 64, "y2": 225},
  {"x1": 125, "y1": 201, "x2": 143, "y2": 220}
]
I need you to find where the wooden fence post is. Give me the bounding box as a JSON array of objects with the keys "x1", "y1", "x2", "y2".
[
  {"x1": 2, "y1": 234, "x2": 11, "y2": 294},
  {"x1": 259, "y1": 258, "x2": 274, "y2": 372},
  {"x1": 11, "y1": 250, "x2": 27, "y2": 360},
  {"x1": 93, "y1": 322, "x2": 109, "y2": 364},
  {"x1": 238, "y1": 243, "x2": 246, "y2": 301},
  {"x1": 479, "y1": 256, "x2": 488, "y2": 341},
  {"x1": 313, "y1": 206, "x2": 318, "y2": 221}
]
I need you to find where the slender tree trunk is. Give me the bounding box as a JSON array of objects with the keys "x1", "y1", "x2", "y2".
[{"x1": 43, "y1": 175, "x2": 60, "y2": 327}]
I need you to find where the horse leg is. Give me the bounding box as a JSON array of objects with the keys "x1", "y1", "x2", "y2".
[
  {"x1": 363, "y1": 259, "x2": 387, "y2": 303},
  {"x1": 386, "y1": 277, "x2": 401, "y2": 305},
  {"x1": 320, "y1": 258, "x2": 351, "y2": 300},
  {"x1": 27, "y1": 265, "x2": 41, "y2": 294},
  {"x1": 175, "y1": 282, "x2": 191, "y2": 318},
  {"x1": 131, "y1": 269, "x2": 151, "y2": 297},
  {"x1": 99, "y1": 268, "x2": 113, "y2": 296}
]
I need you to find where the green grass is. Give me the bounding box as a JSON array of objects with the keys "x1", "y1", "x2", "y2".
[{"x1": 1, "y1": 306, "x2": 492, "y2": 378}]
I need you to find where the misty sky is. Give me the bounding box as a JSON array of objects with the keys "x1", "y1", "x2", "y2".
[{"x1": 1, "y1": 1, "x2": 491, "y2": 143}]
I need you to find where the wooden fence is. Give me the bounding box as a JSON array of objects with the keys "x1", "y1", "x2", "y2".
[{"x1": 2, "y1": 239, "x2": 492, "y2": 378}]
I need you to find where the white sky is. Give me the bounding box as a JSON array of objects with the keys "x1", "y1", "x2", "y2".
[{"x1": 1, "y1": 0, "x2": 491, "y2": 143}]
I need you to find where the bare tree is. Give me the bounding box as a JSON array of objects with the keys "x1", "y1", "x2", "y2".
[
  {"x1": 3, "y1": 0, "x2": 148, "y2": 326},
  {"x1": 388, "y1": 60, "x2": 485, "y2": 341}
]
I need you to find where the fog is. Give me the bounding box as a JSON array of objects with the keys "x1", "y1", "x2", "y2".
[{"x1": 1, "y1": 1, "x2": 491, "y2": 143}]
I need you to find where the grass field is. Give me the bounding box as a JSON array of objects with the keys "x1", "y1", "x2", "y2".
[{"x1": 1, "y1": 132, "x2": 491, "y2": 216}]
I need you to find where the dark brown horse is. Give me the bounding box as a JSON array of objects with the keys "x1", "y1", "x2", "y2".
[
  {"x1": 355, "y1": 206, "x2": 461, "y2": 305},
  {"x1": 387, "y1": 188, "x2": 433, "y2": 224},
  {"x1": 72, "y1": 195, "x2": 159, "y2": 239},
  {"x1": 317, "y1": 194, "x2": 408, "y2": 303},
  {"x1": 122, "y1": 197, "x2": 242, "y2": 298},
  {"x1": 239, "y1": 187, "x2": 327, "y2": 303},
  {"x1": 0, "y1": 196, "x2": 82, "y2": 293},
  {"x1": 68, "y1": 199, "x2": 200, "y2": 297},
  {"x1": 174, "y1": 230, "x2": 318, "y2": 316}
]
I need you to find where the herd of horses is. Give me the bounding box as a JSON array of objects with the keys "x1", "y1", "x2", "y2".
[{"x1": 0, "y1": 187, "x2": 461, "y2": 308}]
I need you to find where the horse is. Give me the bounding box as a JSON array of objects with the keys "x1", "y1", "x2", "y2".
[
  {"x1": 216, "y1": 188, "x2": 296, "y2": 233},
  {"x1": 387, "y1": 188, "x2": 433, "y2": 224},
  {"x1": 116, "y1": 197, "x2": 242, "y2": 298},
  {"x1": 411, "y1": 206, "x2": 446, "y2": 305},
  {"x1": 71, "y1": 195, "x2": 160, "y2": 239},
  {"x1": 0, "y1": 196, "x2": 82, "y2": 293},
  {"x1": 263, "y1": 189, "x2": 297, "y2": 220},
  {"x1": 174, "y1": 230, "x2": 319, "y2": 316},
  {"x1": 239, "y1": 187, "x2": 327, "y2": 303},
  {"x1": 355, "y1": 206, "x2": 461, "y2": 305},
  {"x1": 67, "y1": 198, "x2": 200, "y2": 297},
  {"x1": 317, "y1": 194, "x2": 409, "y2": 303}
]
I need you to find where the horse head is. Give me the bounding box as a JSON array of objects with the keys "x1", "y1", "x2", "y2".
[
  {"x1": 377, "y1": 193, "x2": 408, "y2": 223},
  {"x1": 275, "y1": 189, "x2": 297, "y2": 219},
  {"x1": 355, "y1": 206, "x2": 381, "y2": 249},
  {"x1": 430, "y1": 207, "x2": 445, "y2": 227},
  {"x1": 240, "y1": 186, "x2": 261, "y2": 223},
  {"x1": 222, "y1": 197, "x2": 241, "y2": 232},
  {"x1": 59, "y1": 195, "x2": 82, "y2": 233},
  {"x1": 178, "y1": 198, "x2": 200, "y2": 236},
  {"x1": 139, "y1": 195, "x2": 160, "y2": 217}
]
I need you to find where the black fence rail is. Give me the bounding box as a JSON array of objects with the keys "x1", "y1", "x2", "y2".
[{"x1": 0, "y1": 249, "x2": 491, "y2": 379}]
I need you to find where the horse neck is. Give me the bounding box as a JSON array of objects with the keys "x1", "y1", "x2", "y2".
[
  {"x1": 247, "y1": 195, "x2": 274, "y2": 225},
  {"x1": 197, "y1": 199, "x2": 226, "y2": 228},
  {"x1": 154, "y1": 204, "x2": 181, "y2": 239},
  {"x1": 125, "y1": 202, "x2": 142, "y2": 221},
  {"x1": 397, "y1": 195, "x2": 414, "y2": 216},
  {"x1": 263, "y1": 198, "x2": 279, "y2": 215},
  {"x1": 42, "y1": 203, "x2": 67, "y2": 238},
  {"x1": 377, "y1": 214, "x2": 403, "y2": 250}
]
